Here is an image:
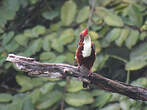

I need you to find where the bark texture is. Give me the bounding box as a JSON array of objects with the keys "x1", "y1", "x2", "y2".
[{"x1": 6, "y1": 54, "x2": 147, "y2": 101}]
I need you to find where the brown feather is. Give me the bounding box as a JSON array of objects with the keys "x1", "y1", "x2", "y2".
[{"x1": 76, "y1": 42, "x2": 96, "y2": 73}]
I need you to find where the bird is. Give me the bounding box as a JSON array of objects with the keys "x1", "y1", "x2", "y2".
[{"x1": 75, "y1": 28, "x2": 96, "y2": 87}]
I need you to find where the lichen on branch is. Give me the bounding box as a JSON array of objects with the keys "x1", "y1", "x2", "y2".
[{"x1": 6, "y1": 54, "x2": 147, "y2": 101}]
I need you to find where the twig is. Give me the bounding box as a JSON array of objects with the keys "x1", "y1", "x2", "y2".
[
  {"x1": 126, "y1": 70, "x2": 130, "y2": 84},
  {"x1": 87, "y1": 0, "x2": 96, "y2": 28},
  {"x1": 60, "y1": 77, "x2": 70, "y2": 110},
  {"x1": 6, "y1": 54, "x2": 147, "y2": 101}
]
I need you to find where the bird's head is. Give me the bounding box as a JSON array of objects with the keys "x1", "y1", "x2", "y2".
[
  {"x1": 79, "y1": 28, "x2": 92, "y2": 57},
  {"x1": 80, "y1": 28, "x2": 88, "y2": 38}
]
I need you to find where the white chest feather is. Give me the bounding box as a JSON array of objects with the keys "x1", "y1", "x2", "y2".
[{"x1": 82, "y1": 36, "x2": 92, "y2": 57}]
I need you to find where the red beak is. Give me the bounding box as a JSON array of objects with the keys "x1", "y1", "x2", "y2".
[{"x1": 80, "y1": 28, "x2": 88, "y2": 37}]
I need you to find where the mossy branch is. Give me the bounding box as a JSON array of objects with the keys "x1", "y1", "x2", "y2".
[{"x1": 6, "y1": 54, "x2": 147, "y2": 101}]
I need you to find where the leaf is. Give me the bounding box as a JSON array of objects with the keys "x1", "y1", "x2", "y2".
[
  {"x1": 89, "y1": 31, "x2": 99, "y2": 40},
  {"x1": 28, "y1": 89, "x2": 41, "y2": 104},
  {"x1": 101, "y1": 28, "x2": 121, "y2": 47},
  {"x1": 0, "y1": 8, "x2": 16, "y2": 20},
  {"x1": 42, "y1": 37, "x2": 51, "y2": 51},
  {"x1": 94, "y1": 40, "x2": 101, "y2": 53},
  {"x1": 50, "y1": 22, "x2": 62, "y2": 32},
  {"x1": 24, "y1": 39, "x2": 42, "y2": 56},
  {"x1": 2, "y1": 31, "x2": 14, "y2": 46},
  {"x1": 59, "y1": 29, "x2": 75, "y2": 45},
  {"x1": 100, "y1": 104, "x2": 120, "y2": 110},
  {"x1": 51, "y1": 39, "x2": 64, "y2": 53},
  {"x1": 16, "y1": 75, "x2": 43, "y2": 92},
  {"x1": 54, "y1": 55, "x2": 66, "y2": 63},
  {"x1": 4, "y1": 0, "x2": 20, "y2": 12},
  {"x1": 125, "y1": 58, "x2": 147, "y2": 71},
  {"x1": 130, "y1": 42, "x2": 147, "y2": 59},
  {"x1": 8, "y1": 94, "x2": 25, "y2": 110},
  {"x1": 19, "y1": 0, "x2": 28, "y2": 8},
  {"x1": 115, "y1": 28, "x2": 130, "y2": 47},
  {"x1": 140, "y1": 32, "x2": 147, "y2": 40},
  {"x1": 58, "y1": 81, "x2": 66, "y2": 87},
  {"x1": 32, "y1": 25, "x2": 46, "y2": 36},
  {"x1": 61, "y1": 0, "x2": 77, "y2": 26},
  {"x1": 126, "y1": 42, "x2": 147, "y2": 71},
  {"x1": 4, "y1": 40, "x2": 19, "y2": 52},
  {"x1": 0, "y1": 93, "x2": 12, "y2": 102},
  {"x1": 22, "y1": 97, "x2": 34, "y2": 110},
  {"x1": 39, "y1": 82, "x2": 55, "y2": 95},
  {"x1": 109, "y1": 93, "x2": 121, "y2": 102},
  {"x1": 76, "y1": 6, "x2": 90, "y2": 23},
  {"x1": 120, "y1": 100, "x2": 131, "y2": 110},
  {"x1": 93, "y1": 91, "x2": 112, "y2": 108},
  {"x1": 16, "y1": 75, "x2": 34, "y2": 92},
  {"x1": 105, "y1": 15, "x2": 123, "y2": 27},
  {"x1": 0, "y1": 55, "x2": 7, "y2": 66},
  {"x1": 132, "y1": 77, "x2": 147, "y2": 88},
  {"x1": 67, "y1": 43, "x2": 77, "y2": 53},
  {"x1": 95, "y1": 7, "x2": 109, "y2": 18},
  {"x1": 65, "y1": 91, "x2": 94, "y2": 107},
  {"x1": 40, "y1": 52, "x2": 56, "y2": 61},
  {"x1": 45, "y1": 32, "x2": 57, "y2": 40},
  {"x1": 0, "y1": 0, "x2": 20, "y2": 27},
  {"x1": 37, "y1": 91, "x2": 62, "y2": 109},
  {"x1": 15, "y1": 34, "x2": 28, "y2": 46},
  {"x1": 65, "y1": 108, "x2": 80, "y2": 110},
  {"x1": 105, "y1": 28, "x2": 121, "y2": 42},
  {"x1": 127, "y1": 5, "x2": 143, "y2": 27},
  {"x1": 91, "y1": 90, "x2": 102, "y2": 97},
  {"x1": 24, "y1": 29, "x2": 36, "y2": 38},
  {"x1": 66, "y1": 78, "x2": 83, "y2": 92},
  {"x1": 96, "y1": 7, "x2": 123, "y2": 27},
  {"x1": 96, "y1": 54, "x2": 109, "y2": 70},
  {"x1": 0, "y1": 28, "x2": 4, "y2": 33},
  {"x1": 125, "y1": 30, "x2": 139, "y2": 49},
  {"x1": 42, "y1": 10, "x2": 59, "y2": 20},
  {"x1": 0, "y1": 16, "x2": 7, "y2": 29},
  {"x1": 29, "y1": 0, "x2": 38, "y2": 4},
  {"x1": 24, "y1": 26, "x2": 46, "y2": 38},
  {"x1": 99, "y1": 26, "x2": 110, "y2": 38},
  {"x1": 65, "y1": 53, "x2": 74, "y2": 64},
  {"x1": 0, "y1": 104, "x2": 6, "y2": 110}
]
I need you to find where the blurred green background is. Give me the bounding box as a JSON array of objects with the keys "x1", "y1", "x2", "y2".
[{"x1": 0, "y1": 0, "x2": 147, "y2": 110}]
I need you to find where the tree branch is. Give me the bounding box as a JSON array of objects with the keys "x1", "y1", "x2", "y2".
[{"x1": 6, "y1": 54, "x2": 147, "y2": 101}]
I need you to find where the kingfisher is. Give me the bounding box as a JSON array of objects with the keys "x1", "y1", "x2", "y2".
[{"x1": 75, "y1": 28, "x2": 96, "y2": 77}]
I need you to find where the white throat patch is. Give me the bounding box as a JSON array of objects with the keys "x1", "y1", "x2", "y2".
[{"x1": 82, "y1": 35, "x2": 92, "y2": 57}]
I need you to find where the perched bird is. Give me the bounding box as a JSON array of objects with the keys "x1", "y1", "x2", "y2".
[{"x1": 75, "y1": 28, "x2": 96, "y2": 77}]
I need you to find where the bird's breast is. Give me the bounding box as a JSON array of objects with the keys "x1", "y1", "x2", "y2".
[{"x1": 82, "y1": 36, "x2": 92, "y2": 57}]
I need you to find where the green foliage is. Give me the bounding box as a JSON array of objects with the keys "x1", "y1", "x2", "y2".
[
  {"x1": 42, "y1": 10, "x2": 59, "y2": 20},
  {"x1": 61, "y1": 0, "x2": 77, "y2": 26},
  {"x1": 59, "y1": 29, "x2": 75, "y2": 45},
  {"x1": 76, "y1": 6, "x2": 90, "y2": 23},
  {"x1": 65, "y1": 91, "x2": 94, "y2": 107},
  {"x1": 66, "y1": 78, "x2": 83, "y2": 92},
  {"x1": 93, "y1": 91, "x2": 112, "y2": 108},
  {"x1": 0, "y1": 93, "x2": 12, "y2": 102},
  {"x1": 36, "y1": 91, "x2": 62, "y2": 109},
  {"x1": 0, "y1": 0, "x2": 147, "y2": 110},
  {"x1": 95, "y1": 7, "x2": 124, "y2": 27}
]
